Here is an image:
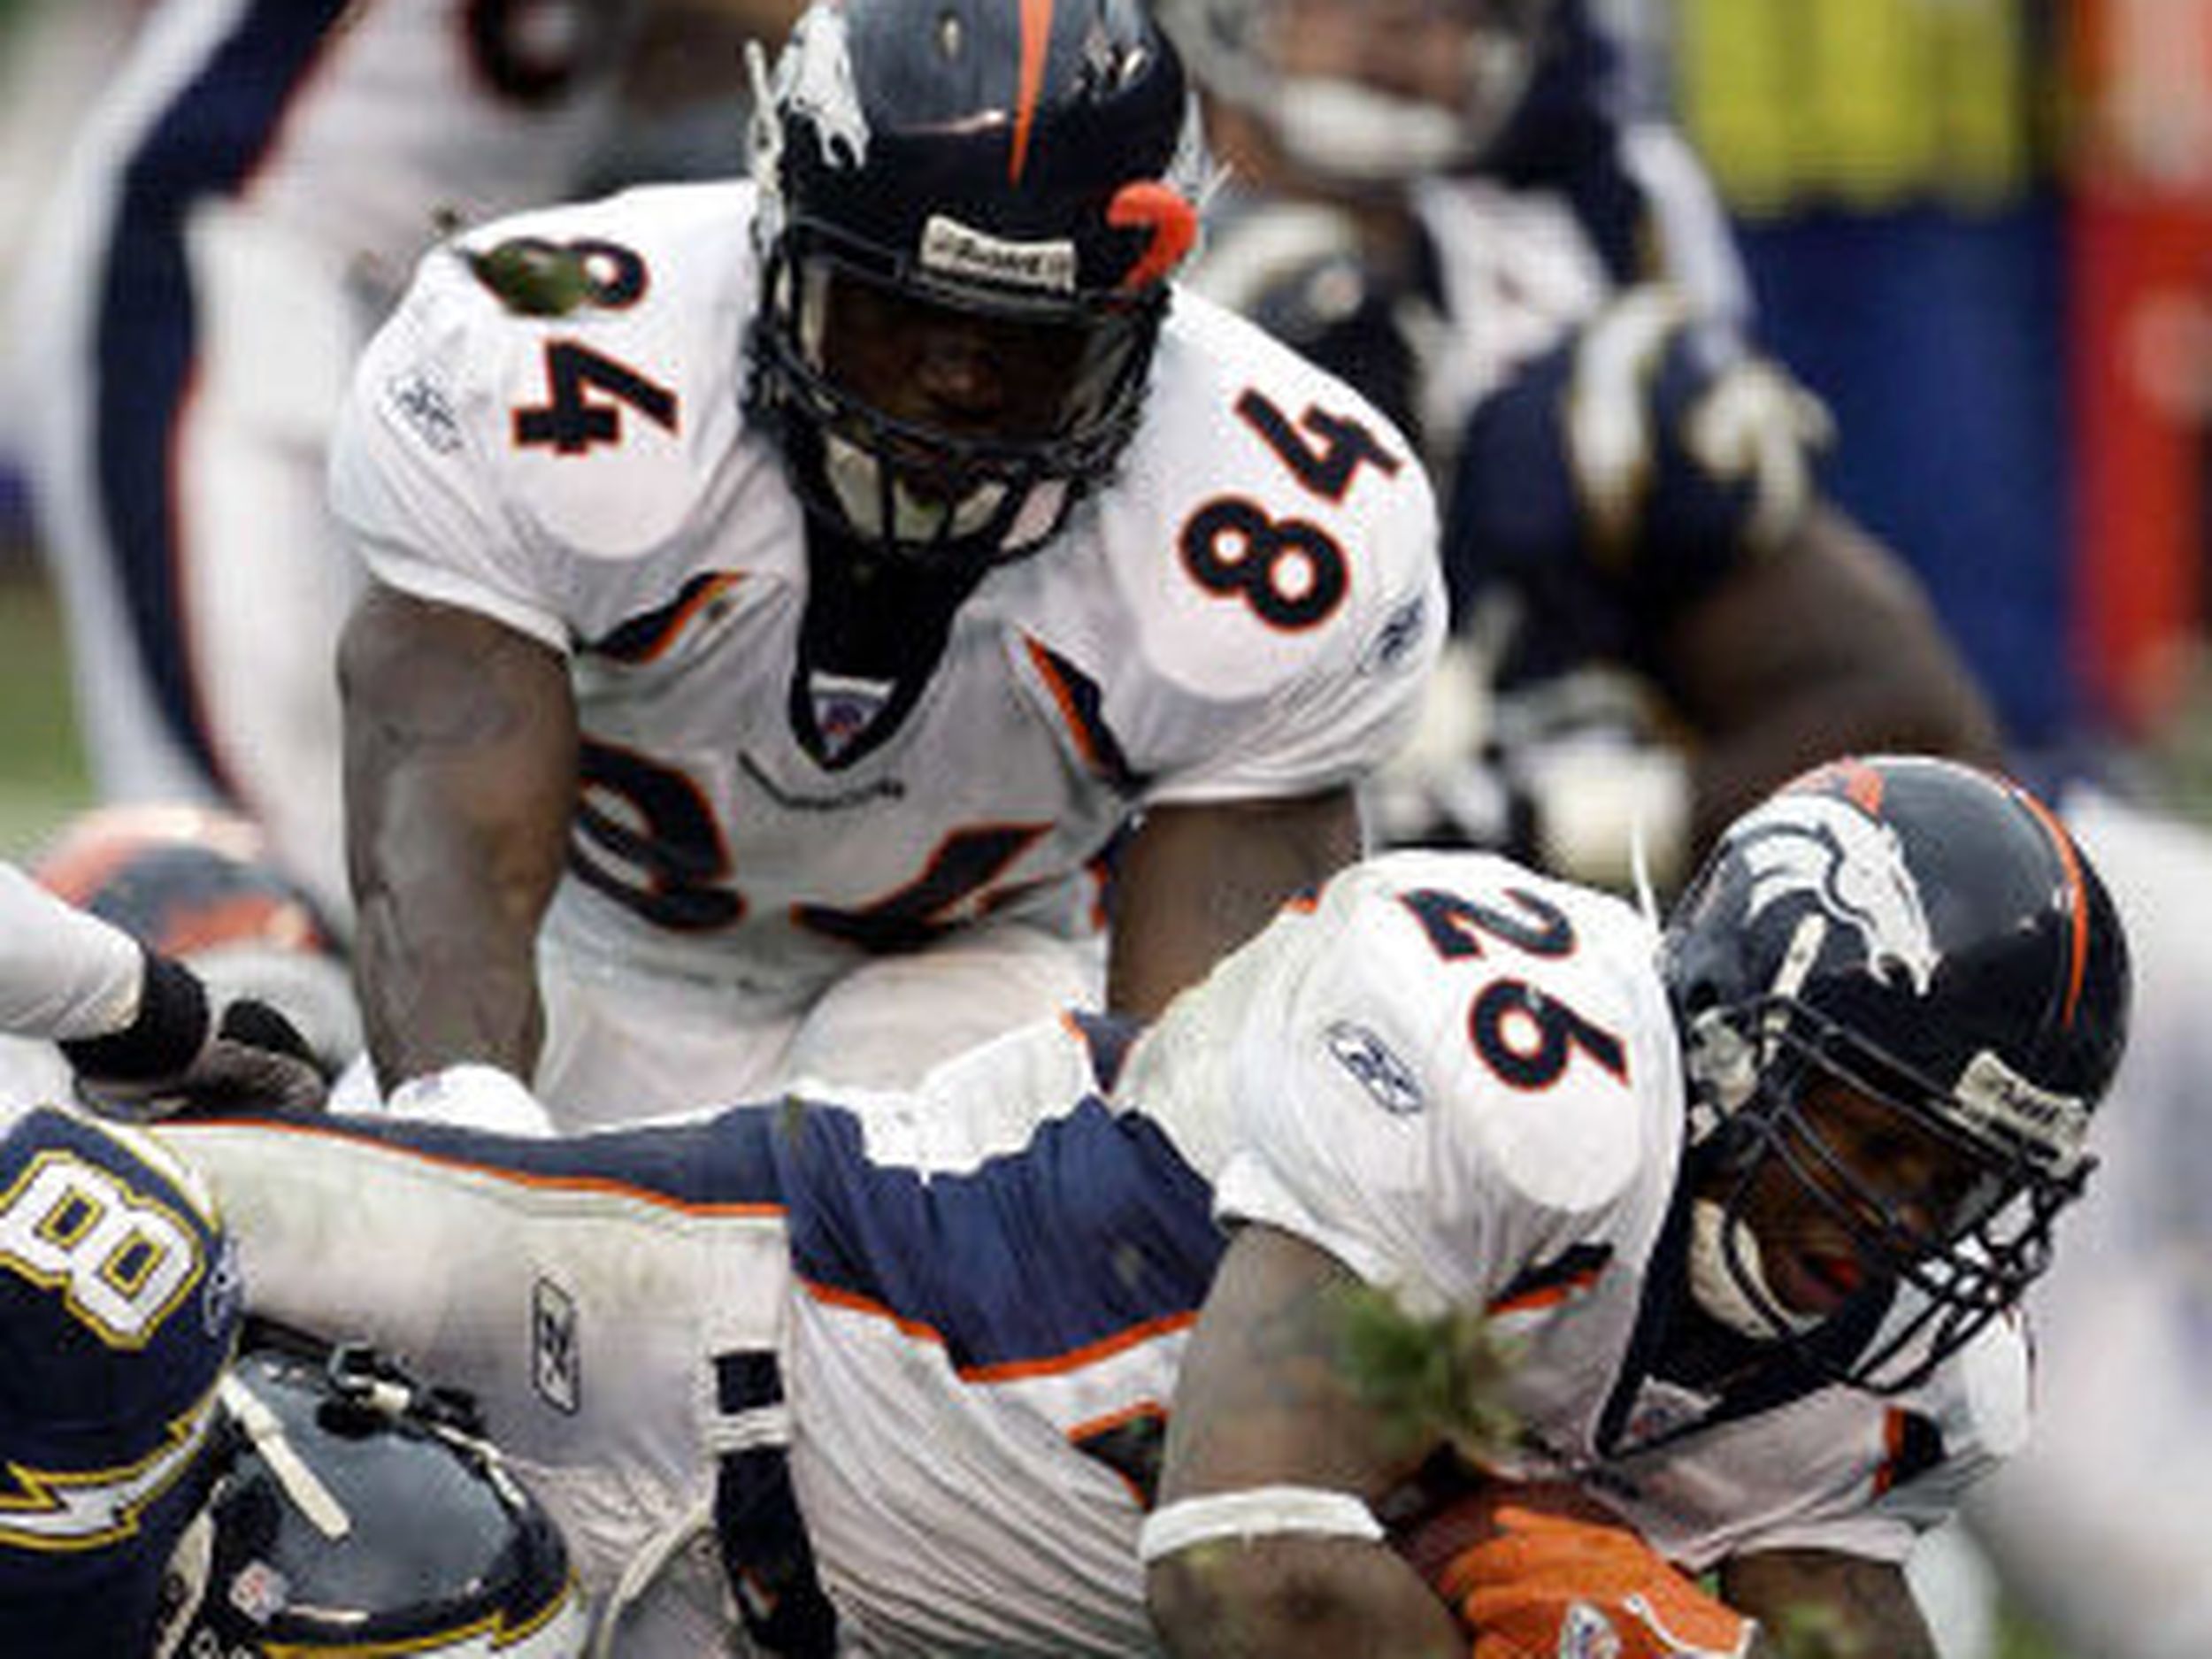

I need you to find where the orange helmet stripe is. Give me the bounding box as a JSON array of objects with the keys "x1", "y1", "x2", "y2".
[
  {"x1": 1011, "y1": 0, "x2": 1056, "y2": 181},
  {"x1": 2016, "y1": 784, "x2": 2091, "y2": 1026}
]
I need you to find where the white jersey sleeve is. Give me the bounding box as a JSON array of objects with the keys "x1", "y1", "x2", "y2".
[
  {"x1": 0, "y1": 862, "x2": 143, "y2": 1043},
  {"x1": 1088, "y1": 294, "x2": 1445, "y2": 804},
  {"x1": 328, "y1": 182, "x2": 768, "y2": 654},
  {"x1": 1133, "y1": 848, "x2": 1683, "y2": 1312}
]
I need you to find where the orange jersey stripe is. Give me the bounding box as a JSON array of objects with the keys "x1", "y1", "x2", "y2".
[{"x1": 802, "y1": 1275, "x2": 1197, "y2": 1382}]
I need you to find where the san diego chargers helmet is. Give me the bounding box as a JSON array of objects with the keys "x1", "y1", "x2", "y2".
[
  {"x1": 1659, "y1": 756, "x2": 2131, "y2": 1391},
  {"x1": 32, "y1": 804, "x2": 360, "y2": 1077},
  {"x1": 154, "y1": 1338, "x2": 586, "y2": 1658},
  {"x1": 0, "y1": 1103, "x2": 241, "y2": 1657},
  {"x1": 746, "y1": 0, "x2": 1209, "y2": 570},
  {"x1": 1157, "y1": 0, "x2": 1555, "y2": 185}
]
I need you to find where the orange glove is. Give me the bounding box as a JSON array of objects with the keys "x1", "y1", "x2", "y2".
[{"x1": 1396, "y1": 1478, "x2": 1759, "y2": 1659}]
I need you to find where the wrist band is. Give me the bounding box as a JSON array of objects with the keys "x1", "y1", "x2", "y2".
[
  {"x1": 59, "y1": 947, "x2": 210, "y2": 1079},
  {"x1": 1139, "y1": 1486, "x2": 1383, "y2": 1563}
]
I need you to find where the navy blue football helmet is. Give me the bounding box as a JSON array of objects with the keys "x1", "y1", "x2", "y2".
[
  {"x1": 155, "y1": 1339, "x2": 586, "y2": 1657},
  {"x1": 746, "y1": 0, "x2": 1210, "y2": 570},
  {"x1": 0, "y1": 1103, "x2": 241, "y2": 1656},
  {"x1": 1659, "y1": 756, "x2": 2131, "y2": 1392}
]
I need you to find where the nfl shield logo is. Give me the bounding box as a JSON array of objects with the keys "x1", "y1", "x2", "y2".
[{"x1": 809, "y1": 671, "x2": 894, "y2": 762}]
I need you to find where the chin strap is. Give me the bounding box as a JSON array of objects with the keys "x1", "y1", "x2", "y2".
[{"x1": 219, "y1": 1371, "x2": 350, "y2": 1540}]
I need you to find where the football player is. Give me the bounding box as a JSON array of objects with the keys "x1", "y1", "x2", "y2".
[
  {"x1": 0, "y1": 864, "x2": 584, "y2": 1656},
  {"x1": 1157, "y1": 0, "x2": 2002, "y2": 893},
  {"x1": 10, "y1": 0, "x2": 800, "y2": 914},
  {"x1": 0, "y1": 1104, "x2": 588, "y2": 1658},
  {"x1": 329, "y1": 0, "x2": 1443, "y2": 1122},
  {"x1": 142, "y1": 755, "x2": 2125, "y2": 1656}
]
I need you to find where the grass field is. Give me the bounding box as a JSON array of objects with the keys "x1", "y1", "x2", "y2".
[{"x1": 0, "y1": 564, "x2": 88, "y2": 854}]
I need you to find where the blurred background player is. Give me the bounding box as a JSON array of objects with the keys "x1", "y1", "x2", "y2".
[
  {"x1": 6, "y1": 0, "x2": 800, "y2": 915},
  {"x1": 329, "y1": 0, "x2": 1440, "y2": 1121},
  {"x1": 1156, "y1": 0, "x2": 2002, "y2": 895}
]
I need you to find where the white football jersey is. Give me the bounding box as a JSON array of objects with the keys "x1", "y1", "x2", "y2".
[
  {"x1": 1131, "y1": 849, "x2": 2030, "y2": 1571},
  {"x1": 160, "y1": 852, "x2": 2025, "y2": 1654},
  {"x1": 330, "y1": 180, "x2": 1443, "y2": 1002}
]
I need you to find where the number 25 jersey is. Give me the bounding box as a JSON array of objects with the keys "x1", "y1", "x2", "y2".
[{"x1": 327, "y1": 180, "x2": 1443, "y2": 999}]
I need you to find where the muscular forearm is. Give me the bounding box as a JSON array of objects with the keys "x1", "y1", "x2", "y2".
[
  {"x1": 1150, "y1": 1536, "x2": 1462, "y2": 1659},
  {"x1": 341, "y1": 587, "x2": 577, "y2": 1090},
  {"x1": 1720, "y1": 1548, "x2": 1939, "y2": 1659},
  {"x1": 352, "y1": 874, "x2": 548, "y2": 1089}
]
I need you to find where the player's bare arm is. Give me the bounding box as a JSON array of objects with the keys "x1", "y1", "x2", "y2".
[
  {"x1": 340, "y1": 584, "x2": 578, "y2": 1090},
  {"x1": 1659, "y1": 503, "x2": 2004, "y2": 856},
  {"x1": 1719, "y1": 1548, "x2": 1940, "y2": 1659},
  {"x1": 1105, "y1": 787, "x2": 1363, "y2": 1021},
  {"x1": 1148, "y1": 1222, "x2": 1463, "y2": 1659}
]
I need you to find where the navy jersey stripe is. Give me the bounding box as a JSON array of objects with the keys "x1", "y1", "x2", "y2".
[
  {"x1": 94, "y1": 0, "x2": 354, "y2": 789},
  {"x1": 207, "y1": 1105, "x2": 795, "y2": 1212},
  {"x1": 212, "y1": 1094, "x2": 1226, "y2": 1376},
  {"x1": 772, "y1": 1095, "x2": 1225, "y2": 1373}
]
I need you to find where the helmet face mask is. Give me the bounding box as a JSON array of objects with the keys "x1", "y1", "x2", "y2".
[
  {"x1": 1160, "y1": 0, "x2": 1556, "y2": 188},
  {"x1": 747, "y1": 0, "x2": 1208, "y2": 572},
  {"x1": 1684, "y1": 1004, "x2": 2076, "y2": 1390},
  {"x1": 758, "y1": 228, "x2": 1169, "y2": 565},
  {"x1": 1661, "y1": 757, "x2": 2130, "y2": 1394}
]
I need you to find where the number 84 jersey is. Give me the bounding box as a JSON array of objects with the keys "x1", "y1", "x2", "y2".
[{"x1": 328, "y1": 180, "x2": 1443, "y2": 998}]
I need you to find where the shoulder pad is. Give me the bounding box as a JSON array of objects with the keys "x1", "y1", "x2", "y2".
[
  {"x1": 1099, "y1": 293, "x2": 1440, "y2": 700},
  {"x1": 380, "y1": 184, "x2": 760, "y2": 563}
]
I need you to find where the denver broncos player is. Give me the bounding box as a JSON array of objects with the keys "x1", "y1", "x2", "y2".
[
  {"x1": 1159, "y1": 0, "x2": 2001, "y2": 892},
  {"x1": 331, "y1": 0, "x2": 1441, "y2": 1123},
  {"x1": 142, "y1": 755, "x2": 2125, "y2": 1656}
]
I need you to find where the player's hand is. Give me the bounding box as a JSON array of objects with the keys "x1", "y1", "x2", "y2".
[
  {"x1": 63, "y1": 950, "x2": 330, "y2": 1119},
  {"x1": 1395, "y1": 1477, "x2": 1765, "y2": 1659}
]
